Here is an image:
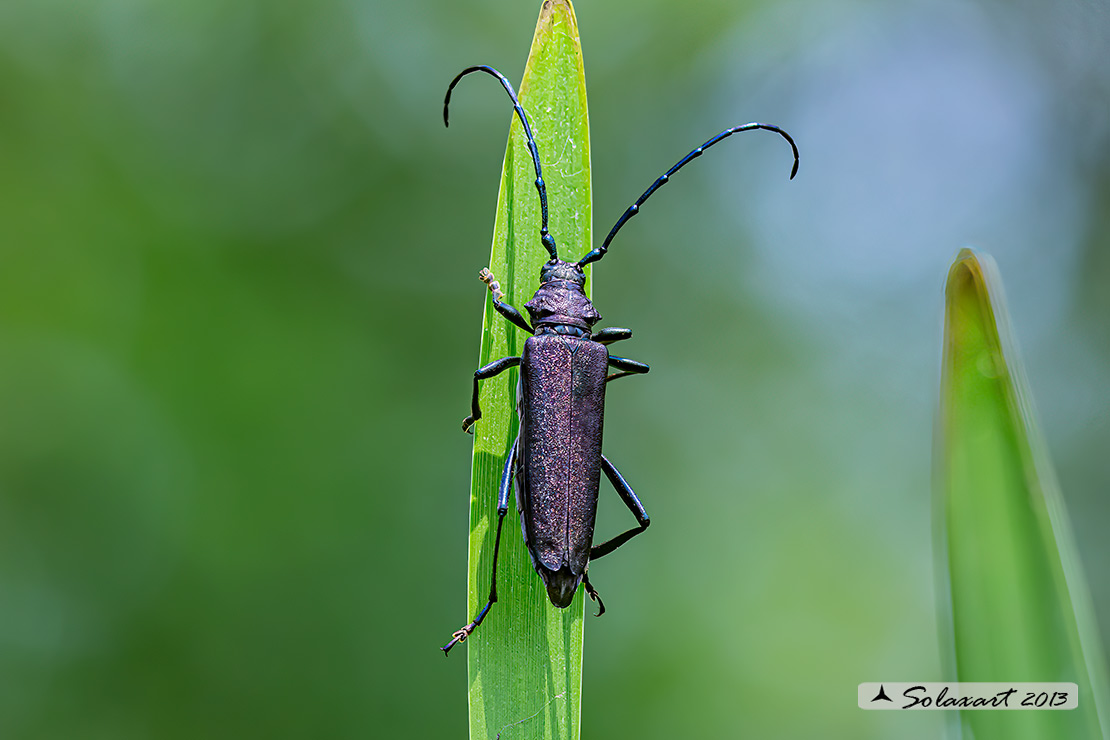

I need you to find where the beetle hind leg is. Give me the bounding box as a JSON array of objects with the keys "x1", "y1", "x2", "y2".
[
  {"x1": 441, "y1": 438, "x2": 518, "y2": 655},
  {"x1": 589, "y1": 455, "x2": 651, "y2": 560},
  {"x1": 582, "y1": 573, "x2": 606, "y2": 617},
  {"x1": 606, "y1": 355, "x2": 649, "y2": 384}
]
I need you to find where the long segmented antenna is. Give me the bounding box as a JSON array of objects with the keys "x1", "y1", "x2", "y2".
[
  {"x1": 577, "y1": 123, "x2": 799, "y2": 267},
  {"x1": 444, "y1": 65, "x2": 559, "y2": 261}
]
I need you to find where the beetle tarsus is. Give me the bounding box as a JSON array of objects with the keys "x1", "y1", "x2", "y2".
[
  {"x1": 583, "y1": 574, "x2": 606, "y2": 617},
  {"x1": 480, "y1": 268, "x2": 535, "y2": 334},
  {"x1": 462, "y1": 414, "x2": 478, "y2": 433},
  {"x1": 441, "y1": 626, "x2": 473, "y2": 655},
  {"x1": 442, "y1": 596, "x2": 497, "y2": 655},
  {"x1": 479, "y1": 268, "x2": 503, "y2": 302}
]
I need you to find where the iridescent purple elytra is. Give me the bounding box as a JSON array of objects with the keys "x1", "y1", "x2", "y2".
[{"x1": 517, "y1": 264, "x2": 608, "y2": 608}]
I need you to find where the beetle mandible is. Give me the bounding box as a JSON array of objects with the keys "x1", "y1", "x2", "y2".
[{"x1": 441, "y1": 65, "x2": 798, "y2": 654}]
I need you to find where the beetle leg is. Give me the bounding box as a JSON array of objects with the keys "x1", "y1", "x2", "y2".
[
  {"x1": 608, "y1": 355, "x2": 649, "y2": 373},
  {"x1": 442, "y1": 438, "x2": 518, "y2": 655},
  {"x1": 462, "y1": 356, "x2": 522, "y2": 433},
  {"x1": 590, "y1": 455, "x2": 651, "y2": 560},
  {"x1": 606, "y1": 355, "x2": 649, "y2": 383},
  {"x1": 480, "y1": 268, "x2": 533, "y2": 335},
  {"x1": 582, "y1": 573, "x2": 606, "y2": 617},
  {"x1": 606, "y1": 371, "x2": 638, "y2": 383},
  {"x1": 592, "y1": 327, "x2": 632, "y2": 345},
  {"x1": 492, "y1": 301, "x2": 533, "y2": 335}
]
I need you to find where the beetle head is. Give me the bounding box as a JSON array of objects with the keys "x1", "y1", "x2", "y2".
[
  {"x1": 539, "y1": 259, "x2": 585, "y2": 286},
  {"x1": 525, "y1": 260, "x2": 599, "y2": 330}
]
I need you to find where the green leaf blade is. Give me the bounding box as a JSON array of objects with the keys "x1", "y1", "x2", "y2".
[
  {"x1": 936, "y1": 248, "x2": 1110, "y2": 739},
  {"x1": 462, "y1": 2, "x2": 592, "y2": 739}
]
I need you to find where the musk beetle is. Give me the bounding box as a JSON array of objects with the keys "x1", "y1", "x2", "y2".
[{"x1": 441, "y1": 65, "x2": 798, "y2": 654}]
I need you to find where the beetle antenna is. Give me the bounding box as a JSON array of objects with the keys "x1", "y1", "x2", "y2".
[
  {"x1": 444, "y1": 65, "x2": 559, "y2": 261},
  {"x1": 577, "y1": 123, "x2": 799, "y2": 267}
]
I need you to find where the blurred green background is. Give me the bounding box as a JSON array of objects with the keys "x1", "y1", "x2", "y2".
[{"x1": 1, "y1": 0, "x2": 1107, "y2": 738}]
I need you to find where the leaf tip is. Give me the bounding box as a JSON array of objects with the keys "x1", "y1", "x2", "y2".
[{"x1": 945, "y1": 247, "x2": 1004, "y2": 305}]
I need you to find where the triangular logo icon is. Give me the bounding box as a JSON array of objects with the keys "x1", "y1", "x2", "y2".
[{"x1": 872, "y1": 685, "x2": 893, "y2": 702}]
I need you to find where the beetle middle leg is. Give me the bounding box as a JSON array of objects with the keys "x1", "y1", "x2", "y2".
[
  {"x1": 462, "y1": 356, "x2": 522, "y2": 433},
  {"x1": 442, "y1": 437, "x2": 518, "y2": 655},
  {"x1": 592, "y1": 327, "x2": 632, "y2": 345},
  {"x1": 590, "y1": 455, "x2": 651, "y2": 560},
  {"x1": 606, "y1": 355, "x2": 649, "y2": 384}
]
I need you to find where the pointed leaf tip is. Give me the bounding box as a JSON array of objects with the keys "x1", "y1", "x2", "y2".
[{"x1": 936, "y1": 247, "x2": 1110, "y2": 739}]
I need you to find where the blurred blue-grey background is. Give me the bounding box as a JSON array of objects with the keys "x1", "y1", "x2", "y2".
[{"x1": 1, "y1": 0, "x2": 1107, "y2": 737}]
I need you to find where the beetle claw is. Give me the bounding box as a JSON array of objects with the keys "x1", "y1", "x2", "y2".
[
  {"x1": 582, "y1": 575, "x2": 606, "y2": 617},
  {"x1": 441, "y1": 626, "x2": 473, "y2": 655},
  {"x1": 462, "y1": 415, "x2": 478, "y2": 433}
]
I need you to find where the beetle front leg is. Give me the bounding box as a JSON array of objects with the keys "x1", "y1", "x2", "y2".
[
  {"x1": 479, "y1": 268, "x2": 533, "y2": 335},
  {"x1": 606, "y1": 355, "x2": 650, "y2": 384},
  {"x1": 590, "y1": 455, "x2": 651, "y2": 560},
  {"x1": 442, "y1": 437, "x2": 518, "y2": 655},
  {"x1": 462, "y1": 356, "x2": 521, "y2": 433}
]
